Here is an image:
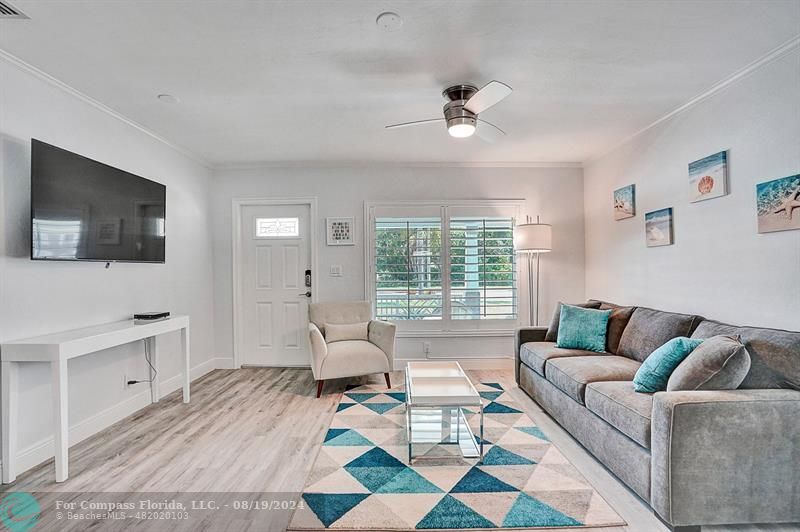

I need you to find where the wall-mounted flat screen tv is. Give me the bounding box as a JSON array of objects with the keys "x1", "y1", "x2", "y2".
[{"x1": 31, "y1": 139, "x2": 166, "y2": 263}]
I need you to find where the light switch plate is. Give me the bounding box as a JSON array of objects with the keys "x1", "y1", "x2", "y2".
[{"x1": 329, "y1": 264, "x2": 343, "y2": 277}]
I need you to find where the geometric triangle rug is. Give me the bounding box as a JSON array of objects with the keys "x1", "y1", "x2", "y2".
[{"x1": 288, "y1": 381, "x2": 625, "y2": 530}]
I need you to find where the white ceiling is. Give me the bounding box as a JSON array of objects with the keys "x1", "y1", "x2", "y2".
[{"x1": 1, "y1": 0, "x2": 799, "y2": 166}]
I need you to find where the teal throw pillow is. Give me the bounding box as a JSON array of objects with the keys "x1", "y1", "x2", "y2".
[
  {"x1": 555, "y1": 304, "x2": 612, "y2": 353},
  {"x1": 633, "y1": 337, "x2": 703, "y2": 393}
]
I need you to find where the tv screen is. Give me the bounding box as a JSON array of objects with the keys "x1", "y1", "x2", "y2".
[{"x1": 31, "y1": 139, "x2": 166, "y2": 263}]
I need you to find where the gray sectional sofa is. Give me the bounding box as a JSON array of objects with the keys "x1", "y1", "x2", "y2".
[{"x1": 514, "y1": 300, "x2": 800, "y2": 531}]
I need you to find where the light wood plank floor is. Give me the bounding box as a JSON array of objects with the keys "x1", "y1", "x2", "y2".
[{"x1": 0, "y1": 368, "x2": 795, "y2": 532}]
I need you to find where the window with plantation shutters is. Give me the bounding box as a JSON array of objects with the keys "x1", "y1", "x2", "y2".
[
  {"x1": 449, "y1": 217, "x2": 517, "y2": 320},
  {"x1": 368, "y1": 201, "x2": 523, "y2": 332},
  {"x1": 374, "y1": 218, "x2": 443, "y2": 320}
]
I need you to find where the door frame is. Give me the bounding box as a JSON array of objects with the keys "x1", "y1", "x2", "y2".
[{"x1": 232, "y1": 197, "x2": 319, "y2": 369}]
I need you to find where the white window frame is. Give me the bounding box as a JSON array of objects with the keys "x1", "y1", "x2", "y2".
[{"x1": 364, "y1": 199, "x2": 527, "y2": 338}]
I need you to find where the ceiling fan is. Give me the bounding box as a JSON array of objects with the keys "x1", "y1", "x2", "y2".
[{"x1": 385, "y1": 80, "x2": 512, "y2": 141}]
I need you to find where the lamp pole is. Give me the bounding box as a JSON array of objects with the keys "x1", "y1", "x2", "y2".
[
  {"x1": 528, "y1": 251, "x2": 541, "y2": 326},
  {"x1": 514, "y1": 215, "x2": 551, "y2": 327}
]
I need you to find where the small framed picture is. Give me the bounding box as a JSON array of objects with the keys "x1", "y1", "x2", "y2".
[
  {"x1": 96, "y1": 218, "x2": 122, "y2": 245},
  {"x1": 645, "y1": 208, "x2": 673, "y2": 247},
  {"x1": 756, "y1": 174, "x2": 800, "y2": 234},
  {"x1": 326, "y1": 217, "x2": 355, "y2": 246},
  {"x1": 689, "y1": 150, "x2": 728, "y2": 203},
  {"x1": 613, "y1": 184, "x2": 636, "y2": 220}
]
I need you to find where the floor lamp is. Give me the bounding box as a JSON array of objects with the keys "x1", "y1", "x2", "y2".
[{"x1": 514, "y1": 216, "x2": 552, "y2": 326}]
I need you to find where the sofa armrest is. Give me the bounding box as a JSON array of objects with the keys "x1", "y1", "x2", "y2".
[
  {"x1": 369, "y1": 320, "x2": 396, "y2": 368},
  {"x1": 308, "y1": 323, "x2": 327, "y2": 380},
  {"x1": 514, "y1": 326, "x2": 548, "y2": 383},
  {"x1": 651, "y1": 389, "x2": 800, "y2": 527}
]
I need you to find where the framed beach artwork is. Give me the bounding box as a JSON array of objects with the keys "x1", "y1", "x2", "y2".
[
  {"x1": 756, "y1": 174, "x2": 800, "y2": 234},
  {"x1": 613, "y1": 184, "x2": 636, "y2": 220},
  {"x1": 689, "y1": 150, "x2": 728, "y2": 203},
  {"x1": 645, "y1": 208, "x2": 673, "y2": 247}
]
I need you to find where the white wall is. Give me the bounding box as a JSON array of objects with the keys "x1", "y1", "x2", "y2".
[
  {"x1": 584, "y1": 49, "x2": 800, "y2": 330},
  {"x1": 211, "y1": 165, "x2": 586, "y2": 363},
  {"x1": 0, "y1": 58, "x2": 216, "y2": 473}
]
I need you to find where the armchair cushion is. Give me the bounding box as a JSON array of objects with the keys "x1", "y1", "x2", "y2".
[
  {"x1": 325, "y1": 322, "x2": 369, "y2": 342},
  {"x1": 309, "y1": 301, "x2": 371, "y2": 335},
  {"x1": 322, "y1": 340, "x2": 391, "y2": 380}
]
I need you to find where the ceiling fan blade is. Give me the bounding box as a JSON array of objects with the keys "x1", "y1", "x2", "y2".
[
  {"x1": 385, "y1": 118, "x2": 445, "y2": 129},
  {"x1": 464, "y1": 81, "x2": 512, "y2": 114},
  {"x1": 476, "y1": 119, "x2": 506, "y2": 143}
]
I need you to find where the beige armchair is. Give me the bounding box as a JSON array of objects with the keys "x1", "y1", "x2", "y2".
[{"x1": 308, "y1": 301, "x2": 397, "y2": 397}]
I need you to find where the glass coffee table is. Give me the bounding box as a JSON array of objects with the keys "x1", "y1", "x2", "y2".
[{"x1": 405, "y1": 361, "x2": 484, "y2": 464}]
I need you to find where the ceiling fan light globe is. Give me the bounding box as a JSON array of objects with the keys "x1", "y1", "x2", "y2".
[{"x1": 448, "y1": 123, "x2": 476, "y2": 138}]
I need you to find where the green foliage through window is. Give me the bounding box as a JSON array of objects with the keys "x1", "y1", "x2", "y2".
[{"x1": 374, "y1": 216, "x2": 516, "y2": 321}]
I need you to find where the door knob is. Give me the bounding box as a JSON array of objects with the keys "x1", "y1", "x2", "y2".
[{"x1": 299, "y1": 291, "x2": 311, "y2": 298}]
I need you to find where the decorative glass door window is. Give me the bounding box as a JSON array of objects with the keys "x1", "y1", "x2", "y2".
[{"x1": 255, "y1": 217, "x2": 300, "y2": 238}]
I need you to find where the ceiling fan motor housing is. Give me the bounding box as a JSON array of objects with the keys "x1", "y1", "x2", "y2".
[{"x1": 442, "y1": 84, "x2": 478, "y2": 130}]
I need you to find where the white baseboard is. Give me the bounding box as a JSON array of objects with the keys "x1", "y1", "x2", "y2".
[
  {"x1": 393, "y1": 357, "x2": 513, "y2": 370},
  {"x1": 2, "y1": 356, "x2": 230, "y2": 480},
  {"x1": 214, "y1": 357, "x2": 236, "y2": 370}
]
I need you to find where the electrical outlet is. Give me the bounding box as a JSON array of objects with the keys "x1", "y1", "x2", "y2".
[{"x1": 422, "y1": 342, "x2": 431, "y2": 355}]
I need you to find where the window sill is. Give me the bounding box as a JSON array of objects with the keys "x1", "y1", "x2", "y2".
[{"x1": 395, "y1": 330, "x2": 515, "y2": 339}]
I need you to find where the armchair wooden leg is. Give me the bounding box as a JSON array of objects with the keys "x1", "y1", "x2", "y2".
[
  {"x1": 316, "y1": 380, "x2": 324, "y2": 398},
  {"x1": 384, "y1": 373, "x2": 391, "y2": 389}
]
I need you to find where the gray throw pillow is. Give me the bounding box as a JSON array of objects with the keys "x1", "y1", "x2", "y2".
[
  {"x1": 544, "y1": 301, "x2": 602, "y2": 342},
  {"x1": 667, "y1": 335, "x2": 751, "y2": 391}
]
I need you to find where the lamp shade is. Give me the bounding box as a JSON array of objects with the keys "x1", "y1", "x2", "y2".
[{"x1": 514, "y1": 222, "x2": 552, "y2": 253}]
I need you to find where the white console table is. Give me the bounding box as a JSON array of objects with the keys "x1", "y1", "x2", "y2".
[{"x1": 1, "y1": 315, "x2": 190, "y2": 483}]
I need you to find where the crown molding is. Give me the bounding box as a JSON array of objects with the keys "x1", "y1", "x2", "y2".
[
  {"x1": 212, "y1": 160, "x2": 583, "y2": 172},
  {"x1": 586, "y1": 35, "x2": 800, "y2": 165},
  {"x1": 0, "y1": 48, "x2": 212, "y2": 169}
]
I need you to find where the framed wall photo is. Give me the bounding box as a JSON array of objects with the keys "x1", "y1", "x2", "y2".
[
  {"x1": 326, "y1": 217, "x2": 355, "y2": 245},
  {"x1": 613, "y1": 184, "x2": 636, "y2": 220},
  {"x1": 645, "y1": 208, "x2": 673, "y2": 247},
  {"x1": 689, "y1": 150, "x2": 728, "y2": 203},
  {"x1": 756, "y1": 174, "x2": 800, "y2": 234}
]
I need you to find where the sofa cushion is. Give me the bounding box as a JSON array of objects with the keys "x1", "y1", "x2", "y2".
[
  {"x1": 691, "y1": 320, "x2": 800, "y2": 390},
  {"x1": 617, "y1": 307, "x2": 704, "y2": 362},
  {"x1": 544, "y1": 301, "x2": 602, "y2": 342},
  {"x1": 588, "y1": 300, "x2": 636, "y2": 354},
  {"x1": 520, "y1": 342, "x2": 605, "y2": 376},
  {"x1": 556, "y1": 305, "x2": 612, "y2": 352},
  {"x1": 585, "y1": 381, "x2": 653, "y2": 449},
  {"x1": 546, "y1": 356, "x2": 642, "y2": 405},
  {"x1": 667, "y1": 335, "x2": 751, "y2": 391}
]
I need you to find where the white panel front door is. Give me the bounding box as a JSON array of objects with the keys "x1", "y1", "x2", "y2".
[{"x1": 239, "y1": 204, "x2": 311, "y2": 366}]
